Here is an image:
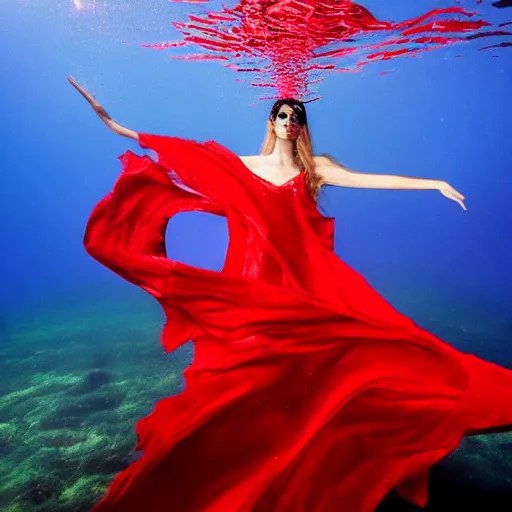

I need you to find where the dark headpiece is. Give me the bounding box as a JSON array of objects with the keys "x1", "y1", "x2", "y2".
[{"x1": 269, "y1": 98, "x2": 308, "y2": 126}]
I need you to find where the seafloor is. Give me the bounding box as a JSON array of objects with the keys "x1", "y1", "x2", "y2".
[{"x1": 1, "y1": 283, "x2": 511, "y2": 511}]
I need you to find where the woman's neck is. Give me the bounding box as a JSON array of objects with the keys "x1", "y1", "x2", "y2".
[{"x1": 269, "y1": 137, "x2": 298, "y2": 167}]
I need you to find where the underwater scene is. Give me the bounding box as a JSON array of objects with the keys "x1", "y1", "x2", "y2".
[{"x1": 1, "y1": 1, "x2": 512, "y2": 511}]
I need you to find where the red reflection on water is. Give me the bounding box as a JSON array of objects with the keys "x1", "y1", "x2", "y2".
[{"x1": 157, "y1": 1, "x2": 509, "y2": 99}]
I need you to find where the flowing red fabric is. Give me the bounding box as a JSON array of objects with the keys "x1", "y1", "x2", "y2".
[{"x1": 87, "y1": 134, "x2": 512, "y2": 512}]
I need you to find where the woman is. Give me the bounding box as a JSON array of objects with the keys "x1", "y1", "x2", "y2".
[
  {"x1": 69, "y1": 76, "x2": 511, "y2": 512},
  {"x1": 68, "y1": 77, "x2": 465, "y2": 207}
]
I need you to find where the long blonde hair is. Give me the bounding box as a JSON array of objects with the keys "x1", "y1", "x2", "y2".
[{"x1": 260, "y1": 99, "x2": 324, "y2": 201}]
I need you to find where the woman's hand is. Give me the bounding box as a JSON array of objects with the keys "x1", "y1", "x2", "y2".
[
  {"x1": 67, "y1": 76, "x2": 111, "y2": 120},
  {"x1": 438, "y1": 181, "x2": 466, "y2": 210},
  {"x1": 67, "y1": 75, "x2": 138, "y2": 140}
]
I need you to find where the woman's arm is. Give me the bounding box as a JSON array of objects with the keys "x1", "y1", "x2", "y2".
[
  {"x1": 67, "y1": 76, "x2": 138, "y2": 141},
  {"x1": 315, "y1": 155, "x2": 466, "y2": 210}
]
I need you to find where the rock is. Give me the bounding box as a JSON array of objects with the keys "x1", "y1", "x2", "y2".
[{"x1": 71, "y1": 369, "x2": 113, "y2": 395}]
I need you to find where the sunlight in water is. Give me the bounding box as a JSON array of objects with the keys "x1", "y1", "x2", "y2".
[{"x1": 71, "y1": 0, "x2": 103, "y2": 13}]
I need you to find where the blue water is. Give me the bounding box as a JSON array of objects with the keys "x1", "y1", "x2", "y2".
[{"x1": 1, "y1": 1, "x2": 511, "y2": 510}]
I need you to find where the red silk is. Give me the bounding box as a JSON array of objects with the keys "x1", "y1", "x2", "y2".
[{"x1": 87, "y1": 135, "x2": 512, "y2": 511}]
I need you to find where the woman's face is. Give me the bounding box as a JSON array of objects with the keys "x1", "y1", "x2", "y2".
[{"x1": 273, "y1": 104, "x2": 301, "y2": 141}]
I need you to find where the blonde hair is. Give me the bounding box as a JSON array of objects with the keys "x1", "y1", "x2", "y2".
[{"x1": 260, "y1": 119, "x2": 324, "y2": 201}]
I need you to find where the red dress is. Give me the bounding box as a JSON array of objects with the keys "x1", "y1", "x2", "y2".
[{"x1": 86, "y1": 134, "x2": 512, "y2": 512}]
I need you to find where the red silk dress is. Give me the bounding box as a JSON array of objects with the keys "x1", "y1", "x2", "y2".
[{"x1": 86, "y1": 134, "x2": 512, "y2": 512}]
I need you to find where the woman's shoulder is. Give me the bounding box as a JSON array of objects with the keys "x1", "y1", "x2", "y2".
[
  {"x1": 238, "y1": 155, "x2": 273, "y2": 173},
  {"x1": 313, "y1": 155, "x2": 333, "y2": 166},
  {"x1": 239, "y1": 155, "x2": 264, "y2": 165}
]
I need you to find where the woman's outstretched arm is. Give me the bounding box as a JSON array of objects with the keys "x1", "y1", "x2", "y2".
[
  {"x1": 315, "y1": 155, "x2": 466, "y2": 210},
  {"x1": 67, "y1": 76, "x2": 138, "y2": 141}
]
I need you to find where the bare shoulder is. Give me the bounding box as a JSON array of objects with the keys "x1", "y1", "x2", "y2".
[
  {"x1": 313, "y1": 155, "x2": 341, "y2": 176},
  {"x1": 313, "y1": 155, "x2": 331, "y2": 169},
  {"x1": 313, "y1": 155, "x2": 352, "y2": 186},
  {"x1": 239, "y1": 155, "x2": 270, "y2": 172},
  {"x1": 240, "y1": 155, "x2": 262, "y2": 166},
  {"x1": 313, "y1": 155, "x2": 338, "y2": 167}
]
